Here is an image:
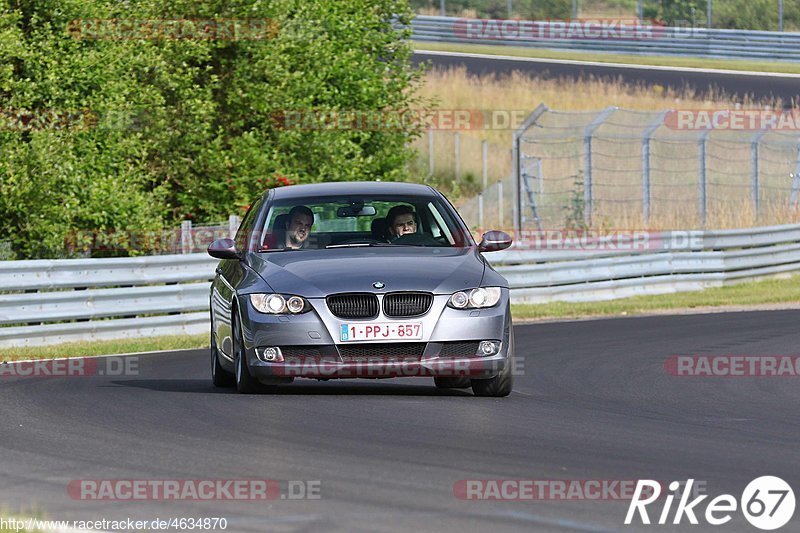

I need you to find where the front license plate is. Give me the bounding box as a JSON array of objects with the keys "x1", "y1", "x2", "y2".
[{"x1": 340, "y1": 322, "x2": 422, "y2": 342}]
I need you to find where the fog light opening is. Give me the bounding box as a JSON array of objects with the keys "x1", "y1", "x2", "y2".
[
  {"x1": 256, "y1": 346, "x2": 284, "y2": 363},
  {"x1": 477, "y1": 341, "x2": 501, "y2": 357}
]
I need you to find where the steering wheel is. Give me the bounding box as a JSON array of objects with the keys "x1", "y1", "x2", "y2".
[{"x1": 392, "y1": 233, "x2": 442, "y2": 246}]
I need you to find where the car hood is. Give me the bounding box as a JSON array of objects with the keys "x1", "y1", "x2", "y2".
[{"x1": 247, "y1": 247, "x2": 486, "y2": 298}]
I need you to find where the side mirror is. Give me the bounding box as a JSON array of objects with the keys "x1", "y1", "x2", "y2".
[
  {"x1": 208, "y1": 238, "x2": 240, "y2": 260},
  {"x1": 478, "y1": 230, "x2": 512, "y2": 252}
]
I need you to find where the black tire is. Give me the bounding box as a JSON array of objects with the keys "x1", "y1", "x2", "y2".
[
  {"x1": 434, "y1": 376, "x2": 472, "y2": 389},
  {"x1": 471, "y1": 335, "x2": 514, "y2": 398},
  {"x1": 211, "y1": 315, "x2": 235, "y2": 388},
  {"x1": 233, "y1": 311, "x2": 268, "y2": 394}
]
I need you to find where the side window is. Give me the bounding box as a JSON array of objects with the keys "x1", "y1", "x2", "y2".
[{"x1": 235, "y1": 197, "x2": 265, "y2": 252}]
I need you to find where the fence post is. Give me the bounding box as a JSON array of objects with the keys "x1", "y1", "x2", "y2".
[
  {"x1": 583, "y1": 106, "x2": 617, "y2": 227},
  {"x1": 428, "y1": 128, "x2": 434, "y2": 176},
  {"x1": 228, "y1": 215, "x2": 240, "y2": 240},
  {"x1": 454, "y1": 131, "x2": 460, "y2": 181},
  {"x1": 513, "y1": 103, "x2": 549, "y2": 234},
  {"x1": 498, "y1": 180, "x2": 504, "y2": 228},
  {"x1": 792, "y1": 146, "x2": 800, "y2": 209},
  {"x1": 698, "y1": 129, "x2": 711, "y2": 226},
  {"x1": 482, "y1": 140, "x2": 488, "y2": 192},
  {"x1": 537, "y1": 158, "x2": 544, "y2": 196},
  {"x1": 478, "y1": 193, "x2": 484, "y2": 231},
  {"x1": 750, "y1": 127, "x2": 770, "y2": 220},
  {"x1": 642, "y1": 111, "x2": 667, "y2": 225},
  {"x1": 181, "y1": 220, "x2": 192, "y2": 254}
]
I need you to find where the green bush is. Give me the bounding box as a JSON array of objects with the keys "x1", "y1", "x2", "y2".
[{"x1": 0, "y1": 0, "x2": 425, "y2": 259}]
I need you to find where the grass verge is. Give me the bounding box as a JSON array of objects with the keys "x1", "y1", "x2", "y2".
[
  {"x1": 0, "y1": 333, "x2": 208, "y2": 362},
  {"x1": 512, "y1": 274, "x2": 800, "y2": 320},
  {"x1": 414, "y1": 42, "x2": 800, "y2": 75}
]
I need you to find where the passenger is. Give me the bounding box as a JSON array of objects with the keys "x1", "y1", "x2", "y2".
[
  {"x1": 284, "y1": 205, "x2": 314, "y2": 249},
  {"x1": 262, "y1": 205, "x2": 314, "y2": 250}
]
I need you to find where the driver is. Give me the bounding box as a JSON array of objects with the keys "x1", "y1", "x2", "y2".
[{"x1": 386, "y1": 205, "x2": 417, "y2": 241}]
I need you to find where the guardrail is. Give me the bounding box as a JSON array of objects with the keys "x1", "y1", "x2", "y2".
[
  {"x1": 410, "y1": 15, "x2": 800, "y2": 61},
  {"x1": 2, "y1": 222, "x2": 800, "y2": 347}
]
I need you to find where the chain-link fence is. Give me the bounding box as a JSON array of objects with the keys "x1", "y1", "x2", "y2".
[
  {"x1": 411, "y1": 129, "x2": 515, "y2": 230},
  {"x1": 513, "y1": 104, "x2": 800, "y2": 231}
]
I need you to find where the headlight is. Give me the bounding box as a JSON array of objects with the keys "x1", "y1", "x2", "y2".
[
  {"x1": 249, "y1": 293, "x2": 311, "y2": 314},
  {"x1": 447, "y1": 287, "x2": 502, "y2": 309}
]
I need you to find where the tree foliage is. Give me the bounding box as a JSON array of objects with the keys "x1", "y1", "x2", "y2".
[{"x1": 0, "y1": 0, "x2": 425, "y2": 258}]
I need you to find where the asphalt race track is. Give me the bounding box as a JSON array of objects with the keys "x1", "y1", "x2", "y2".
[
  {"x1": 2, "y1": 310, "x2": 799, "y2": 532},
  {"x1": 413, "y1": 50, "x2": 800, "y2": 105}
]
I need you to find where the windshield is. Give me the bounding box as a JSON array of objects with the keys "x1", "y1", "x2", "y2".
[{"x1": 257, "y1": 194, "x2": 472, "y2": 252}]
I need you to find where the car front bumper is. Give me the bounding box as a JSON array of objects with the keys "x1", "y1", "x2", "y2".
[{"x1": 229, "y1": 292, "x2": 513, "y2": 381}]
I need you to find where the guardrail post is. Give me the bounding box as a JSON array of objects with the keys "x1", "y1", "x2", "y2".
[
  {"x1": 642, "y1": 111, "x2": 667, "y2": 225},
  {"x1": 181, "y1": 220, "x2": 192, "y2": 254},
  {"x1": 513, "y1": 103, "x2": 549, "y2": 234},
  {"x1": 750, "y1": 127, "x2": 770, "y2": 220},
  {"x1": 583, "y1": 106, "x2": 616, "y2": 227},
  {"x1": 698, "y1": 129, "x2": 711, "y2": 226},
  {"x1": 228, "y1": 215, "x2": 240, "y2": 240}
]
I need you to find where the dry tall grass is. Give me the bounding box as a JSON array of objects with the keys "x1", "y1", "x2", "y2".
[{"x1": 412, "y1": 66, "x2": 799, "y2": 229}]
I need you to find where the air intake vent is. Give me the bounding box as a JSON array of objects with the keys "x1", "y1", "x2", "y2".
[
  {"x1": 383, "y1": 292, "x2": 433, "y2": 317},
  {"x1": 338, "y1": 342, "x2": 426, "y2": 361},
  {"x1": 439, "y1": 341, "x2": 479, "y2": 358},
  {"x1": 326, "y1": 293, "x2": 379, "y2": 319}
]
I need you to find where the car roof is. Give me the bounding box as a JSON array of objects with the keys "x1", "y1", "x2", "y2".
[{"x1": 269, "y1": 181, "x2": 437, "y2": 201}]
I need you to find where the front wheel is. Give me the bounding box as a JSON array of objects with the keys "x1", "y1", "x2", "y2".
[
  {"x1": 233, "y1": 312, "x2": 269, "y2": 394},
  {"x1": 471, "y1": 335, "x2": 514, "y2": 398},
  {"x1": 211, "y1": 315, "x2": 235, "y2": 388}
]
